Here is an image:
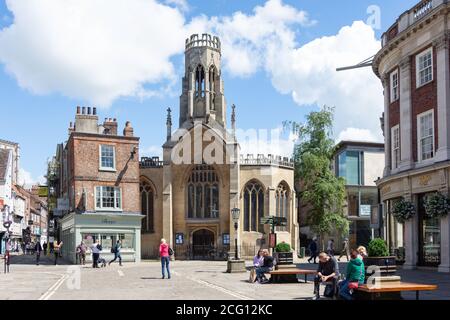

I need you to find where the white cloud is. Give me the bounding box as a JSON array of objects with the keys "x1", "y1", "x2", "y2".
[
  {"x1": 0, "y1": 0, "x2": 188, "y2": 107},
  {"x1": 17, "y1": 168, "x2": 45, "y2": 188},
  {"x1": 164, "y1": 0, "x2": 189, "y2": 12},
  {"x1": 237, "y1": 128, "x2": 295, "y2": 158},
  {"x1": 141, "y1": 145, "x2": 163, "y2": 159},
  {"x1": 336, "y1": 127, "x2": 380, "y2": 143}
]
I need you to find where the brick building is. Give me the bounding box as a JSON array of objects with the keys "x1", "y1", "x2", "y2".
[
  {"x1": 373, "y1": 0, "x2": 450, "y2": 272},
  {"x1": 50, "y1": 107, "x2": 141, "y2": 263}
]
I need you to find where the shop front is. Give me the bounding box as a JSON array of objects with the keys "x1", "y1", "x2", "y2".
[
  {"x1": 378, "y1": 164, "x2": 450, "y2": 272},
  {"x1": 59, "y1": 212, "x2": 143, "y2": 264}
]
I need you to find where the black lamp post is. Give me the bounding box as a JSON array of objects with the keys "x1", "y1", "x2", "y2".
[
  {"x1": 2, "y1": 205, "x2": 12, "y2": 273},
  {"x1": 231, "y1": 208, "x2": 240, "y2": 260}
]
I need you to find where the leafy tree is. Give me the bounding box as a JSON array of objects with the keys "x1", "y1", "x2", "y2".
[{"x1": 284, "y1": 106, "x2": 349, "y2": 248}]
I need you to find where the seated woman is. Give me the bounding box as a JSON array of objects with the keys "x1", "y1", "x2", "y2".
[
  {"x1": 357, "y1": 246, "x2": 368, "y2": 260},
  {"x1": 339, "y1": 249, "x2": 365, "y2": 300},
  {"x1": 250, "y1": 250, "x2": 265, "y2": 283}
]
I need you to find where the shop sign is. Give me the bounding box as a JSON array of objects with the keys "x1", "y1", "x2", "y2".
[
  {"x1": 359, "y1": 205, "x2": 371, "y2": 216},
  {"x1": 101, "y1": 219, "x2": 116, "y2": 225}
]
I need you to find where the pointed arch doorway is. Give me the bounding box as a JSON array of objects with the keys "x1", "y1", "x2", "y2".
[{"x1": 192, "y1": 229, "x2": 215, "y2": 260}]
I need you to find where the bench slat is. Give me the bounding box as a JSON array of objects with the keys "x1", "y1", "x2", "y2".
[
  {"x1": 269, "y1": 269, "x2": 316, "y2": 275},
  {"x1": 357, "y1": 282, "x2": 437, "y2": 293}
]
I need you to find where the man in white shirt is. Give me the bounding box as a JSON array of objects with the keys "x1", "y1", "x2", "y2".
[{"x1": 90, "y1": 240, "x2": 102, "y2": 268}]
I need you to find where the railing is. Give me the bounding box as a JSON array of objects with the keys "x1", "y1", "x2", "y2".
[
  {"x1": 185, "y1": 33, "x2": 221, "y2": 51},
  {"x1": 240, "y1": 154, "x2": 294, "y2": 168},
  {"x1": 140, "y1": 156, "x2": 164, "y2": 168},
  {"x1": 414, "y1": 0, "x2": 433, "y2": 20}
]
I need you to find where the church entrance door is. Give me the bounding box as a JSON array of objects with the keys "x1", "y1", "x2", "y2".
[{"x1": 192, "y1": 229, "x2": 215, "y2": 260}]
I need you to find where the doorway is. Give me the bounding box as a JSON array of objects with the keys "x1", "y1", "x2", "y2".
[
  {"x1": 192, "y1": 229, "x2": 215, "y2": 259},
  {"x1": 418, "y1": 194, "x2": 441, "y2": 267}
]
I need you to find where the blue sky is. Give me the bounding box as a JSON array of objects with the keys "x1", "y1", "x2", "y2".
[{"x1": 0, "y1": 0, "x2": 418, "y2": 185}]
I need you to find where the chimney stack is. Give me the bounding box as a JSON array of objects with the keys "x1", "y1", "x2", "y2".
[
  {"x1": 87, "y1": 107, "x2": 91, "y2": 115},
  {"x1": 103, "y1": 118, "x2": 118, "y2": 135},
  {"x1": 82, "y1": 107, "x2": 86, "y2": 115},
  {"x1": 123, "y1": 121, "x2": 134, "y2": 137},
  {"x1": 93, "y1": 107, "x2": 97, "y2": 115},
  {"x1": 77, "y1": 106, "x2": 81, "y2": 114}
]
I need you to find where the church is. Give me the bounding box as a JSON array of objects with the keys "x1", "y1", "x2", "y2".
[{"x1": 139, "y1": 34, "x2": 298, "y2": 259}]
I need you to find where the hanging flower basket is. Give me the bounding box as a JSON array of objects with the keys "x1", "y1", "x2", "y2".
[
  {"x1": 424, "y1": 193, "x2": 450, "y2": 219},
  {"x1": 392, "y1": 199, "x2": 416, "y2": 223}
]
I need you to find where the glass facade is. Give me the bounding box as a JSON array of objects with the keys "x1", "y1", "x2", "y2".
[{"x1": 338, "y1": 150, "x2": 362, "y2": 186}]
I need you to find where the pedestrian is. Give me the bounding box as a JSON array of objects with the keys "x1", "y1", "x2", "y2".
[
  {"x1": 53, "y1": 241, "x2": 63, "y2": 265},
  {"x1": 49, "y1": 242, "x2": 54, "y2": 254},
  {"x1": 308, "y1": 238, "x2": 318, "y2": 264},
  {"x1": 357, "y1": 246, "x2": 368, "y2": 260},
  {"x1": 159, "y1": 238, "x2": 171, "y2": 279},
  {"x1": 76, "y1": 241, "x2": 87, "y2": 265},
  {"x1": 43, "y1": 242, "x2": 48, "y2": 256},
  {"x1": 250, "y1": 249, "x2": 265, "y2": 283},
  {"x1": 255, "y1": 250, "x2": 274, "y2": 284},
  {"x1": 327, "y1": 239, "x2": 335, "y2": 256},
  {"x1": 339, "y1": 249, "x2": 365, "y2": 300},
  {"x1": 35, "y1": 241, "x2": 43, "y2": 265},
  {"x1": 109, "y1": 240, "x2": 123, "y2": 266},
  {"x1": 21, "y1": 242, "x2": 25, "y2": 255},
  {"x1": 338, "y1": 238, "x2": 350, "y2": 262},
  {"x1": 91, "y1": 240, "x2": 102, "y2": 268},
  {"x1": 313, "y1": 252, "x2": 339, "y2": 300}
]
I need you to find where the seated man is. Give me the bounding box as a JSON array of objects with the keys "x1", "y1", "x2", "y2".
[
  {"x1": 313, "y1": 252, "x2": 339, "y2": 300},
  {"x1": 255, "y1": 250, "x2": 274, "y2": 284}
]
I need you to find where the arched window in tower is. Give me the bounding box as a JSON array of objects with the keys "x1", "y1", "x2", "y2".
[
  {"x1": 243, "y1": 181, "x2": 264, "y2": 232},
  {"x1": 275, "y1": 182, "x2": 289, "y2": 231},
  {"x1": 187, "y1": 165, "x2": 219, "y2": 219},
  {"x1": 209, "y1": 66, "x2": 216, "y2": 110},
  {"x1": 195, "y1": 65, "x2": 205, "y2": 98},
  {"x1": 140, "y1": 180, "x2": 154, "y2": 233}
]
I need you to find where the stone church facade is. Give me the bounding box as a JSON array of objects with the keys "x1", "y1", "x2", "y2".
[{"x1": 139, "y1": 34, "x2": 298, "y2": 259}]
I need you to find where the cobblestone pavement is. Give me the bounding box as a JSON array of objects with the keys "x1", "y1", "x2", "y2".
[{"x1": 1, "y1": 254, "x2": 449, "y2": 300}]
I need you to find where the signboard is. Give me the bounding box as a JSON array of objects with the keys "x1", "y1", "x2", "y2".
[
  {"x1": 269, "y1": 233, "x2": 277, "y2": 248},
  {"x1": 222, "y1": 233, "x2": 230, "y2": 245},
  {"x1": 38, "y1": 186, "x2": 48, "y2": 198},
  {"x1": 175, "y1": 233, "x2": 184, "y2": 245},
  {"x1": 360, "y1": 205, "x2": 372, "y2": 216},
  {"x1": 57, "y1": 198, "x2": 70, "y2": 211},
  {"x1": 370, "y1": 204, "x2": 382, "y2": 229}
]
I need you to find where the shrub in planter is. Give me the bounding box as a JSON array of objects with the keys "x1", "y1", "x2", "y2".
[
  {"x1": 274, "y1": 242, "x2": 293, "y2": 268},
  {"x1": 424, "y1": 193, "x2": 450, "y2": 219},
  {"x1": 275, "y1": 242, "x2": 291, "y2": 253},
  {"x1": 367, "y1": 238, "x2": 389, "y2": 257},
  {"x1": 392, "y1": 199, "x2": 416, "y2": 223}
]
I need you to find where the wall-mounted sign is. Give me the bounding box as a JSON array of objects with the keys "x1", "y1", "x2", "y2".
[
  {"x1": 175, "y1": 233, "x2": 184, "y2": 245},
  {"x1": 269, "y1": 233, "x2": 277, "y2": 248},
  {"x1": 101, "y1": 219, "x2": 116, "y2": 225},
  {"x1": 222, "y1": 233, "x2": 230, "y2": 245},
  {"x1": 360, "y1": 205, "x2": 372, "y2": 216},
  {"x1": 38, "y1": 186, "x2": 48, "y2": 197},
  {"x1": 57, "y1": 198, "x2": 69, "y2": 210}
]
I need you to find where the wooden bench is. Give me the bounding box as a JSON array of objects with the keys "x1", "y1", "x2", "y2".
[
  {"x1": 268, "y1": 269, "x2": 316, "y2": 283},
  {"x1": 356, "y1": 282, "x2": 437, "y2": 300}
]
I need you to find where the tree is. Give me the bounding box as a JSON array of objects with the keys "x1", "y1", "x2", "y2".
[{"x1": 284, "y1": 106, "x2": 349, "y2": 248}]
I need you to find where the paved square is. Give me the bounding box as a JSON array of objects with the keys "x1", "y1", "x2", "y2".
[{"x1": 1, "y1": 254, "x2": 449, "y2": 300}]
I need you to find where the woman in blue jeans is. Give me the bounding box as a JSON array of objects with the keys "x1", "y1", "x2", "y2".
[
  {"x1": 159, "y1": 239, "x2": 171, "y2": 279},
  {"x1": 339, "y1": 249, "x2": 365, "y2": 300}
]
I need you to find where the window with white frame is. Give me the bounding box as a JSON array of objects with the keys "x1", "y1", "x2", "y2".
[
  {"x1": 417, "y1": 110, "x2": 434, "y2": 161},
  {"x1": 99, "y1": 145, "x2": 115, "y2": 170},
  {"x1": 390, "y1": 70, "x2": 399, "y2": 102},
  {"x1": 95, "y1": 186, "x2": 122, "y2": 210},
  {"x1": 416, "y1": 48, "x2": 433, "y2": 88},
  {"x1": 391, "y1": 125, "x2": 400, "y2": 169}
]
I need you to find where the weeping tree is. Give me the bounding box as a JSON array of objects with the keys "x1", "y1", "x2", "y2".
[{"x1": 284, "y1": 106, "x2": 349, "y2": 249}]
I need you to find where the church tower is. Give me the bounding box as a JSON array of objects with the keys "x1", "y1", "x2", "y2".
[{"x1": 179, "y1": 34, "x2": 226, "y2": 128}]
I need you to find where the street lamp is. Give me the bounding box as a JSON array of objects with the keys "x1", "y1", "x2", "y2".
[
  {"x1": 231, "y1": 207, "x2": 240, "y2": 260},
  {"x1": 2, "y1": 204, "x2": 12, "y2": 273}
]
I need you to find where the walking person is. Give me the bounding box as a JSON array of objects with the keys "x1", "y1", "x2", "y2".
[
  {"x1": 43, "y1": 242, "x2": 48, "y2": 256},
  {"x1": 339, "y1": 249, "x2": 365, "y2": 300},
  {"x1": 327, "y1": 239, "x2": 335, "y2": 256},
  {"x1": 35, "y1": 241, "x2": 43, "y2": 265},
  {"x1": 76, "y1": 241, "x2": 87, "y2": 265},
  {"x1": 53, "y1": 241, "x2": 63, "y2": 265},
  {"x1": 109, "y1": 240, "x2": 123, "y2": 266},
  {"x1": 308, "y1": 238, "x2": 318, "y2": 264},
  {"x1": 159, "y1": 239, "x2": 171, "y2": 279},
  {"x1": 91, "y1": 240, "x2": 102, "y2": 268},
  {"x1": 338, "y1": 238, "x2": 350, "y2": 262},
  {"x1": 49, "y1": 242, "x2": 54, "y2": 254}
]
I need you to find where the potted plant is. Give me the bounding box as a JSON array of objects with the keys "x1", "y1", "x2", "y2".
[
  {"x1": 274, "y1": 242, "x2": 293, "y2": 267},
  {"x1": 365, "y1": 238, "x2": 396, "y2": 277},
  {"x1": 424, "y1": 193, "x2": 450, "y2": 219}
]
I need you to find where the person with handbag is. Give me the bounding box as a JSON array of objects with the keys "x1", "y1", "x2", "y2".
[
  {"x1": 339, "y1": 249, "x2": 365, "y2": 300},
  {"x1": 159, "y1": 238, "x2": 171, "y2": 279},
  {"x1": 108, "y1": 240, "x2": 122, "y2": 266}
]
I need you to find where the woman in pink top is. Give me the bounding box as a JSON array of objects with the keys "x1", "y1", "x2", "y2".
[{"x1": 159, "y1": 239, "x2": 171, "y2": 279}]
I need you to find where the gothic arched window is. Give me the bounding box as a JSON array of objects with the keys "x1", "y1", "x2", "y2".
[
  {"x1": 209, "y1": 66, "x2": 216, "y2": 110},
  {"x1": 275, "y1": 182, "x2": 289, "y2": 231},
  {"x1": 243, "y1": 181, "x2": 264, "y2": 232},
  {"x1": 187, "y1": 165, "x2": 219, "y2": 219},
  {"x1": 140, "y1": 180, "x2": 154, "y2": 233},
  {"x1": 195, "y1": 65, "x2": 205, "y2": 98}
]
